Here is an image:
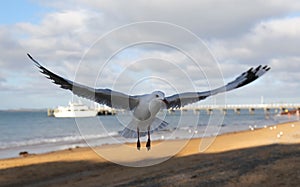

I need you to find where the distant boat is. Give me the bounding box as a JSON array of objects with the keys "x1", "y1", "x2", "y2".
[{"x1": 52, "y1": 101, "x2": 98, "y2": 118}]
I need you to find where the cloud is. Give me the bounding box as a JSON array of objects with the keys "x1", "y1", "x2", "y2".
[
  {"x1": 1, "y1": 1, "x2": 300, "y2": 108},
  {"x1": 0, "y1": 75, "x2": 6, "y2": 88},
  {"x1": 0, "y1": 28, "x2": 27, "y2": 69},
  {"x1": 205, "y1": 16, "x2": 300, "y2": 104},
  {"x1": 269, "y1": 57, "x2": 300, "y2": 84},
  {"x1": 67, "y1": 0, "x2": 300, "y2": 38},
  {"x1": 210, "y1": 16, "x2": 300, "y2": 74}
]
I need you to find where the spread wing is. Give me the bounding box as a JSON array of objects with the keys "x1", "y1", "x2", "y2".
[
  {"x1": 28, "y1": 54, "x2": 139, "y2": 110},
  {"x1": 165, "y1": 65, "x2": 270, "y2": 109}
]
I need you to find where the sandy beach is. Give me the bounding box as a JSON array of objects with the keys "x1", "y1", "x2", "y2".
[{"x1": 0, "y1": 121, "x2": 300, "y2": 186}]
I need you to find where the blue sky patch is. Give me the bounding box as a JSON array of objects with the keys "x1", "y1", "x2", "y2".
[{"x1": 0, "y1": 0, "x2": 54, "y2": 25}]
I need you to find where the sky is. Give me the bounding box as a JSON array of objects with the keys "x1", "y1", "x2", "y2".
[{"x1": 0, "y1": 0, "x2": 300, "y2": 109}]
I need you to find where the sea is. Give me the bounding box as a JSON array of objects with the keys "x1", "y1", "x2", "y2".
[{"x1": 0, "y1": 109, "x2": 298, "y2": 159}]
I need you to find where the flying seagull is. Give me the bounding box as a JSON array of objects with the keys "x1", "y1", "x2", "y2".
[{"x1": 27, "y1": 53, "x2": 270, "y2": 150}]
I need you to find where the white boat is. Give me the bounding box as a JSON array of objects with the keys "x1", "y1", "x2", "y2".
[{"x1": 53, "y1": 101, "x2": 98, "y2": 118}]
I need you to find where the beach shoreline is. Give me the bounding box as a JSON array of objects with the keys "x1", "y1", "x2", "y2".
[{"x1": 0, "y1": 121, "x2": 299, "y2": 186}]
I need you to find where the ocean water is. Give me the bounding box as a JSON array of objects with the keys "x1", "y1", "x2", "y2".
[{"x1": 0, "y1": 109, "x2": 298, "y2": 159}]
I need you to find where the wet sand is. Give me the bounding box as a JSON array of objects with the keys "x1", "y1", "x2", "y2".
[{"x1": 0, "y1": 121, "x2": 300, "y2": 186}]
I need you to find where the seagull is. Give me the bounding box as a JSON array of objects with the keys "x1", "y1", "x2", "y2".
[{"x1": 27, "y1": 53, "x2": 270, "y2": 150}]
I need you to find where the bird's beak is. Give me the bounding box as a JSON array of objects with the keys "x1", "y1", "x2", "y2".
[{"x1": 162, "y1": 98, "x2": 169, "y2": 105}]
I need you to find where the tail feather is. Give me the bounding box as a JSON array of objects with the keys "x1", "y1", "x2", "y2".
[
  {"x1": 154, "y1": 118, "x2": 168, "y2": 130},
  {"x1": 119, "y1": 117, "x2": 169, "y2": 138}
]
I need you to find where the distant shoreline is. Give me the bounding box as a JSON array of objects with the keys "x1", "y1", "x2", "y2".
[{"x1": 0, "y1": 108, "x2": 47, "y2": 112}]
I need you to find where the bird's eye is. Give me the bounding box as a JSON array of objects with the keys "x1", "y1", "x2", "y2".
[{"x1": 155, "y1": 94, "x2": 159, "y2": 98}]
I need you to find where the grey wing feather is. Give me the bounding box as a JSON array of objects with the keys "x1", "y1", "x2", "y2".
[
  {"x1": 27, "y1": 53, "x2": 139, "y2": 110},
  {"x1": 165, "y1": 65, "x2": 270, "y2": 109}
]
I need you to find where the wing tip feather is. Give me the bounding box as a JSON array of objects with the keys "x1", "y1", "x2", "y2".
[{"x1": 27, "y1": 53, "x2": 42, "y2": 68}]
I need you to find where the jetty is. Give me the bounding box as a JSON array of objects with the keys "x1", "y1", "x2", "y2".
[
  {"x1": 178, "y1": 103, "x2": 300, "y2": 115},
  {"x1": 48, "y1": 103, "x2": 300, "y2": 116}
]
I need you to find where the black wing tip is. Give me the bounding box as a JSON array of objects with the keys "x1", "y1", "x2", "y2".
[
  {"x1": 251, "y1": 65, "x2": 271, "y2": 72},
  {"x1": 27, "y1": 53, "x2": 35, "y2": 61},
  {"x1": 259, "y1": 65, "x2": 271, "y2": 71},
  {"x1": 27, "y1": 53, "x2": 32, "y2": 59},
  {"x1": 264, "y1": 65, "x2": 271, "y2": 71},
  {"x1": 27, "y1": 53, "x2": 42, "y2": 68}
]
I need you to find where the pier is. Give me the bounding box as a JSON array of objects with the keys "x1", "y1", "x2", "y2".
[
  {"x1": 178, "y1": 103, "x2": 300, "y2": 115},
  {"x1": 48, "y1": 103, "x2": 300, "y2": 116}
]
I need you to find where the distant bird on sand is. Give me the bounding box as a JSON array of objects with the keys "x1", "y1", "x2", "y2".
[{"x1": 28, "y1": 53, "x2": 270, "y2": 150}]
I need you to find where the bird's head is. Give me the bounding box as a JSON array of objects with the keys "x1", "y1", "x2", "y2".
[{"x1": 151, "y1": 91, "x2": 168, "y2": 105}]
